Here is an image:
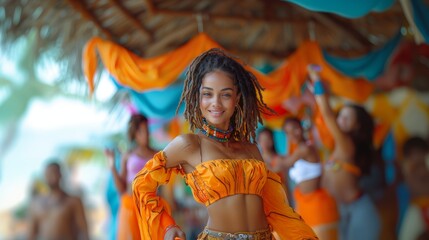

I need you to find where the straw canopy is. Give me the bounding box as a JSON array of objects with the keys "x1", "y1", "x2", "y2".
[{"x1": 0, "y1": 0, "x2": 409, "y2": 82}]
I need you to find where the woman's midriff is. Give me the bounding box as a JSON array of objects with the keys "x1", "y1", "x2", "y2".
[
  {"x1": 296, "y1": 177, "x2": 320, "y2": 194},
  {"x1": 322, "y1": 169, "x2": 362, "y2": 203},
  {"x1": 206, "y1": 194, "x2": 269, "y2": 233}
]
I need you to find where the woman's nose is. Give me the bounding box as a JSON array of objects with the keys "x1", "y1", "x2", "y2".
[{"x1": 212, "y1": 95, "x2": 221, "y2": 106}]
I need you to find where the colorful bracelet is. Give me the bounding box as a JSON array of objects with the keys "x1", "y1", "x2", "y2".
[{"x1": 313, "y1": 80, "x2": 325, "y2": 95}]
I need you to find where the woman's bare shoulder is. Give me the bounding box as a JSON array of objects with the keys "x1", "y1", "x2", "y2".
[
  {"x1": 167, "y1": 133, "x2": 200, "y2": 148},
  {"x1": 241, "y1": 141, "x2": 263, "y2": 161},
  {"x1": 163, "y1": 133, "x2": 200, "y2": 166}
]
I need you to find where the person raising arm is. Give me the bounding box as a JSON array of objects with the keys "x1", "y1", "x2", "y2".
[{"x1": 308, "y1": 64, "x2": 380, "y2": 240}]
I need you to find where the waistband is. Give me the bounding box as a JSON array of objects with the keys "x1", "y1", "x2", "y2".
[{"x1": 198, "y1": 227, "x2": 273, "y2": 240}]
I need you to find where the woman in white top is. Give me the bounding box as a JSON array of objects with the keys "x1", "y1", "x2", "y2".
[{"x1": 277, "y1": 117, "x2": 339, "y2": 240}]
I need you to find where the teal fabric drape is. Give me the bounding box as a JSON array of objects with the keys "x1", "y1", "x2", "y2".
[
  {"x1": 323, "y1": 31, "x2": 402, "y2": 81},
  {"x1": 284, "y1": 0, "x2": 395, "y2": 18},
  {"x1": 130, "y1": 84, "x2": 184, "y2": 120},
  {"x1": 412, "y1": 0, "x2": 429, "y2": 42}
]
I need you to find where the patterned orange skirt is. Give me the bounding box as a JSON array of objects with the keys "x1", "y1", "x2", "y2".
[
  {"x1": 117, "y1": 194, "x2": 140, "y2": 240},
  {"x1": 294, "y1": 187, "x2": 339, "y2": 227}
]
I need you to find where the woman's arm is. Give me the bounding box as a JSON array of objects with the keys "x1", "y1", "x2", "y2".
[
  {"x1": 277, "y1": 145, "x2": 308, "y2": 169},
  {"x1": 107, "y1": 150, "x2": 128, "y2": 194},
  {"x1": 132, "y1": 134, "x2": 197, "y2": 240},
  {"x1": 308, "y1": 66, "x2": 353, "y2": 153}
]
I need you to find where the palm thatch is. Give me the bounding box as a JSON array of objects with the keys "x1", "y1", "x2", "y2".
[{"x1": 0, "y1": 0, "x2": 413, "y2": 84}]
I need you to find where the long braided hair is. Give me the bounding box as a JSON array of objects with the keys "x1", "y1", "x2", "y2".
[
  {"x1": 346, "y1": 104, "x2": 375, "y2": 175},
  {"x1": 177, "y1": 48, "x2": 274, "y2": 142}
]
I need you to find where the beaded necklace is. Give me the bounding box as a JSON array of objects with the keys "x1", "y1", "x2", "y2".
[{"x1": 199, "y1": 118, "x2": 233, "y2": 143}]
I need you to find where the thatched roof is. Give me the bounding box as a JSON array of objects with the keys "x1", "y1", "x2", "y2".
[{"x1": 0, "y1": 0, "x2": 414, "y2": 83}]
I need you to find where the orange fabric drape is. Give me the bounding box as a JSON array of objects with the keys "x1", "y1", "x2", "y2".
[
  {"x1": 83, "y1": 33, "x2": 401, "y2": 151},
  {"x1": 83, "y1": 33, "x2": 221, "y2": 93},
  {"x1": 372, "y1": 94, "x2": 397, "y2": 148},
  {"x1": 313, "y1": 109, "x2": 335, "y2": 151},
  {"x1": 83, "y1": 34, "x2": 374, "y2": 105},
  {"x1": 260, "y1": 41, "x2": 374, "y2": 107}
]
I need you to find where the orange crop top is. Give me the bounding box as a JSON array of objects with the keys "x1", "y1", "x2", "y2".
[
  {"x1": 184, "y1": 158, "x2": 267, "y2": 206},
  {"x1": 133, "y1": 151, "x2": 318, "y2": 240}
]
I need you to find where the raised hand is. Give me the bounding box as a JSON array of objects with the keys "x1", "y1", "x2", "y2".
[
  {"x1": 307, "y1": 64, "x2": 321, "y2": 83},
  {"x1": 104, "y1": 148, "x2": 115, "y2": 169}
]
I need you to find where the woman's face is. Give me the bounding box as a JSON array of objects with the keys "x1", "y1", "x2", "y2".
[
  {"x1": 200, "y1": 70, "x2": 240, "y2": 130},
  {"x1": 257, "y1": 131, "x2": 274, "y2": 151},
  {"x1": 134, "y1": 122, "x2": 148, "y2": 146},
  {"x1": 283, "y1": 122, "x2": 303, "y2": 143},
  {"x1": 337, "y1": 106, "x2": 358, "y2": 133}
]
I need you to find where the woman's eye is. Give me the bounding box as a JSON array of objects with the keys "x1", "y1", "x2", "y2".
[
  {"x1": 202, "y1": 92, "x2": 211, "y2": 96},
  {"x1": 222, "y1": 94, "x2": 231, "y2": 98}
]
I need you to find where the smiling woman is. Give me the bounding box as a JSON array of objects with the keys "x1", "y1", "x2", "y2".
[
  {"x1": 132, "y1": 48, "x2": 318, "y2": 240},
  {"x1": 199, "y1": 71, "x2": 238, "y2": 130}
]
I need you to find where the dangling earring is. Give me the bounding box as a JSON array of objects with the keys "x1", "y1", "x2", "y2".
[{"x1": 235, "y1": 104, "x2": 244, "y2": 130}]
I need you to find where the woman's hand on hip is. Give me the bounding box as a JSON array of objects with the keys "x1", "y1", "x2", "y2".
[{"x1": 164, "y1": 226, "x2": 186, "y2": 240}]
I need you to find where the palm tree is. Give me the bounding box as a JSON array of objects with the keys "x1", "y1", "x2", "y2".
[{"x1": 0, "y1": 30, "x2": 92, "y2": 179}]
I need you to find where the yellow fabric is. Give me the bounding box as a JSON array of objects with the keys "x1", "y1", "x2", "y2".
[
  {"x1": 117, "y1": 194, "x2": 141, "y2": 240},
  {"x1": 184, "y1": 159, "x2": 267, "y2": 206},
  {"x1": 133, "y1": 151, "x2": 318, "y2": 239},
  {"x1": 371, "y1": 94, "x2": 395, "y2": 148},
  {"x1": 83, "y1": 33, "x2": 374, "y2": 104},
  {"x1": 370, "y1": 89, "x2": 429, "y2": 156}
]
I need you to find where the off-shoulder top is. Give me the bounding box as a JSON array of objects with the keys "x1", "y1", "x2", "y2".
[
  {"x1": 289, "y1": 159, "x2": 322, "y2": 184},
  {"x1": 184, "y1": 158, "x2": 267, "y2": 206},
  {"x1": 132, "y1": 151, "x2": 318, "y2": 240},
  {"x1": 126, "y1": 153, "x2": 150, "y2": 185}
]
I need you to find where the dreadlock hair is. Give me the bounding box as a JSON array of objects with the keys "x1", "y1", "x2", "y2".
[
  {"x1": 127, "y1": 114, "x2": 148, "y2": 142},
  {"x1": 345, "y1": 104, "x2": 375, "y2": 176},
  {"x1": 177, "y1": 48, "x2": 274, "y2": 142}
]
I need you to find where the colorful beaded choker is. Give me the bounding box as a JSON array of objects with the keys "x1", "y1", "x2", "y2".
[{"x1": 199, "y1": 118, "x2": 233, "y2": 142}]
